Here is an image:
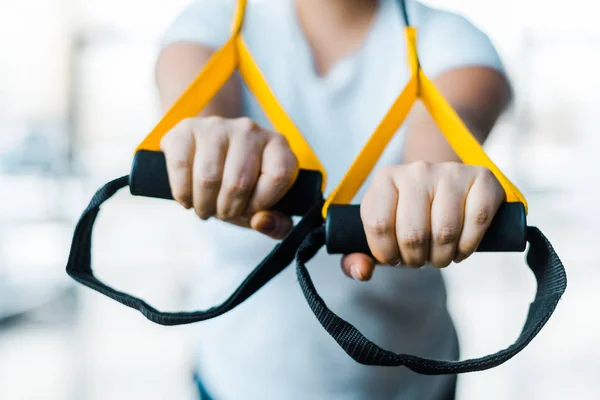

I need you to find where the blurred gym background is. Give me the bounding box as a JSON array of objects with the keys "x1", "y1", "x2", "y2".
[{"x1": 0, "y1": 0, "x2": 597, "y2": 399}]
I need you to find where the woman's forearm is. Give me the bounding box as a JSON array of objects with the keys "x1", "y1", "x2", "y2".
[{"x1": 155, "y1": 42, "x2": 243, "y2": 117}]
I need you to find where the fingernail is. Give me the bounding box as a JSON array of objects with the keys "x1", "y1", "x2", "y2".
[
  {"x1": 350, "y1": 265, "x2": 365, "y2": 281},
  {"x1": 255, "y1": 214, "x2": 277, "y2": 235}
]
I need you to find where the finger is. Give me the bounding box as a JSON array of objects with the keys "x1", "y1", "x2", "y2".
[
  {"x1": 250, "y1": 210, "x2": 293, "y2": 240},
  {"x1": 248, "y1": 134, "x2": 298, "y2": 213},
  {"x1": 455, "y1": 169, "x2": 505, "y2": 263},
  {"x1": 341, "y1": 253, "x2": 376, "y2": 281},
  {"x1": 160, "y1": 121, "x2": 195, "y2": 209},
  {"x1": 361, "y1": 169, "x2": 401, "y2": 265},
  {"x1": 429, "y1": 178, "x2": 465, "y2": 268},
  {"x1": 226, "y1": 215, "x2": 252, "y2": 229},
  {"x1": 395, "y1": 182, "x2": 431, "y2": 269},
  {"x1": 217, "y1": 121, "x2": 265, "y2": 220},
  {"x1": 192, "y1": 123, "x2": 228, "y2": 219}
]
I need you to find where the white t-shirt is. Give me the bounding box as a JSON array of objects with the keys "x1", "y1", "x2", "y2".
[{"x1": 161, "y1": 1, "x2": 506, "y2": 399}]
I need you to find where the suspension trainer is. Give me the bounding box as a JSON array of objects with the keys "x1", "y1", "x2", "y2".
[{"x1": 66, "y1": 0, "x2": 566, "y2": 375}]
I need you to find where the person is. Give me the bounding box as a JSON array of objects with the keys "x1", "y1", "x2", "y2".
[{"x1": 156, "y1": 0, "x2": 511, "y2": 398}]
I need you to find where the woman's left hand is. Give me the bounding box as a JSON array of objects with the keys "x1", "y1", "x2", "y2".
[{"x1": 341, "y1": 161, "x2": 506, "y2": 281}]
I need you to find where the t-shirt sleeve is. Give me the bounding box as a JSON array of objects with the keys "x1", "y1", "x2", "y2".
[
  {"x1": 416, "y1": 8, "x2": 506, "y2": 78},
  {"x1": 160, "y1": 0, "x2": 236, "y2": 50}
]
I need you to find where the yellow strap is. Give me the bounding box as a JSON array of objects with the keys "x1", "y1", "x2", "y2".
[
  {"x1": 323, "y1": 77, "x2": 417, "y2": 216},
  {"x1": 323, "y1": 28, "x2": 420, "y2": 216},
  {"x1": 406, "y1": 27, "x2": 420, "y2": 82},
  {"x1": 237, "y1": 38, "x2": 326, "y2": 184},
  {"x1": 136, "y1": 38, "x2": 238, "y2": 152},
  {"x1": 324, "y1": 27, "x2": 527, "y2": 215},
  {"x1": 139, "y1": 5, "x2": 527, "y2": 216},
  {"x1": 419, "y1": 72, "x2": 528, "y2": 210},
  {"x1": 136, "y1": 0, "x2": 325, "y2": 188},
  {"x1": 230, "y1": 0, "x2": 247, "y2": 36}
]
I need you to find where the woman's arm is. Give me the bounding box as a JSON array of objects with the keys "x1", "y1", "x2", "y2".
[
  {"x1": 155, "y1": 42, "x2": 243, "y2": 117},
  {"x1": 341, "y1": 66, "x2": 511, "y2": 281}
]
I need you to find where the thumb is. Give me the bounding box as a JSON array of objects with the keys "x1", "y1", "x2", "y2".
[
  {"x1": 250, "y1": 210, "x2": 293, "y2": 239},
  {"x1": 341, "y1": 253, "x2": 376, "y2": 282}
]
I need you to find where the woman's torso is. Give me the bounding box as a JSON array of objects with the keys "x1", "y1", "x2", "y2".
[{"x1": 181, "y1": 1, "x2": 458, "y2": 399}]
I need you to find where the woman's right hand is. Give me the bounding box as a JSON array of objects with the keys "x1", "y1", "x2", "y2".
[{"x1": 160, "y1": 116, "x2": 299, "y2": 239}]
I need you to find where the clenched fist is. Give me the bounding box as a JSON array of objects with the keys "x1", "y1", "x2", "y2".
[
  {"x1": 342, "y1": 162, "x2": 506, "y2": 281},
  {"x1": 161, "y1": 116, "x2": 299, "y2": 239}
]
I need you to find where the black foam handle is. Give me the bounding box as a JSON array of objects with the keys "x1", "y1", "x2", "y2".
[
  {"x1": 129, "y1": 150, "x2": 323, "y2": 217},
  {"x1": 325, "y1": 202, "x2": 527, "y2": 255}
]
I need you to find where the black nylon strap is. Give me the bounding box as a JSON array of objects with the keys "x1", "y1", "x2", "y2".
[
  {"x1": 67, "y1": 176, "x2": 566, "y2": 373},
  {"x1": 66, "y1": 176, "x2": 324, "y2": 326},
  {"x1": 295, "y1": 226, "x2": 567, "y2": 374}
]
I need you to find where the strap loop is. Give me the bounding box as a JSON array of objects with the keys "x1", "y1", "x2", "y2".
[
  {"x1": 66, "y1": 176, "x2": 325, "y2": 326},
  {"x1": 65, "y1": 175, "x2": 566, "y2": 372},
  {"x1": 295, "y1": 226, "x2": 566, "y2": 374}
]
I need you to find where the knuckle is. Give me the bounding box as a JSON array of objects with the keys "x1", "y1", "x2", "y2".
[
  {"x1": 433, "y1": 225, "x2": 460, "y2": 245},
  {"x1": 234, "y1": 117, "x2": 256, "y2": 134},
  {"x1": 399, "y1": 229, "x2": 429, "y2": 250},
  {"x1": 287, "y1": 151, "x2": 300, "y2": 171},
  {"x1": 476, "y1": 166, "x2": 495, "y2": 181},
  {"x1": 197, "y1": 171, "x2": 222, "y2": 190},
  {"x1": 408, "y1": 160, "x2": 431, "y2": 176},
  {"x1": 431, "y1": 162, "x2": 460, "y2": 184},
  {"x1": 269, "y1": 164, "x2": 296, "y2": 188},
  {"x1": 373, "y1": 166, "x2": 394, "y2": 184},
  {"x1": 364, "y1": 218, "x2": 393, "y2": 237},
  {"x1": 273, "y1": 145, "x2": 299, "y2": 173},
  {"x1": 442, "y1": 160, "x2": 463, "y2": 170},
  {"x1": 171, "y1": 158, "x2": 191, "y2": 171},
  {"x1": 194, "y1": 116, "x2": 224, "y2": 136},
  {"x1": 476, "y1": 167, "x2": 506, "y2": 199},
  {"x1": 159, "y1": 135, "x2": 171, "y2": 150},
  {"x1": 474, "y1": 205, "x2": 493, "y2": 226},
  {"x1": 268, "y1": 135, "x2": 295, "y2": 160},
  {"x1": 443, "y1": 162, "x2": 464, "y2": 178},
  {"x1": 271, "y1": 132, "x2": 290, "y2": 146},
  {"x1": 161, "y1": 119, "x2": 193, "y2": 149},
  {"x1": 191, "y1": 115, "x2": 224, "y2": 141},
  {"x1": 175, "y1": 117, "x2": 196, "y2": 132},
  {"x1": 202, "y1": 115, "x2": 225, "y2": 127},
  {"x1": 225, "y1": 174, "x2": 253, "y2": 196}
]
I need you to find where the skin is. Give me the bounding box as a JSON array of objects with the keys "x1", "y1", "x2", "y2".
[{"x1": 155, "y1": 0, "x2": 510, "y2": 281}]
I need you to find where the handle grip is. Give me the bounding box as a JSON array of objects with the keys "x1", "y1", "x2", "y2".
[
  {"x1": 129, "y1": 150, "x2": 323, "y2": 217},
  {"x1": 325, "y1": 202, "x2": 527, "y2": 255}
]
